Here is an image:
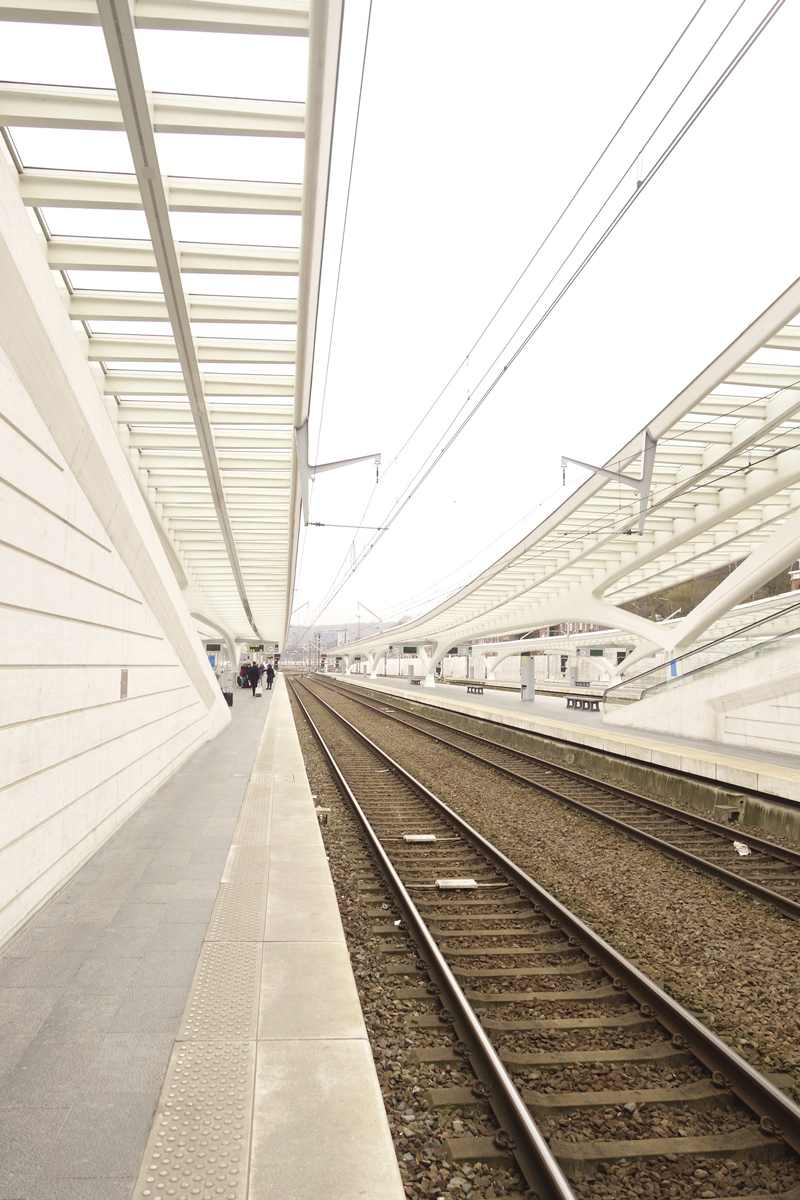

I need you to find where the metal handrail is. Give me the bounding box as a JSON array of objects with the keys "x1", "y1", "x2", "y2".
[{"x1": 604, "y1": 594, "x2": 800, "y2": 699}]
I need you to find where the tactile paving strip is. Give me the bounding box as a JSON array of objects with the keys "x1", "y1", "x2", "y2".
[
  {"x1": 178, "y1": 942, "x2": 262, "y2": 1041},
  {"x1": 132, "y1": 1040, "x2": 255, "y2": 1200},
  {"x1": 205, "y1": 845, "x2": 269, "y2": 943},
  {"x1": 130, "y1": 682, "x2": 354, "y2": 1200}
]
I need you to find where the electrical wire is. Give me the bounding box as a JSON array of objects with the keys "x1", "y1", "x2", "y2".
[
  {"x1": 291, "y1": 370, "x2": 800, "y2": 649},
  {"x1": 289, "y1": 0, "x2": 787, "y2": 649},
  {"x1": 291, "y1": 0, "x2": 374, "y2": 613},
  {"x1": 372, "y1": 0, "x2": 713, "y2": 490},
  {"x1": 290, "y1": 1, "x2": 720, "y2": 647},
  {"x1": 364, "y1": 0, "x2": 777, "y2": 548},
  {"x1": 309, "y1": 0, "x2": 374, "y2": 503}
]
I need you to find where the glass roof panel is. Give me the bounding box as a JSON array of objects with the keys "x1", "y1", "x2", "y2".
[
  {"x1": 108, "y1": 361, "x2": 183, "y2": 372},
  {"x1": 67, "y1": 270, "x2": 163, "y2": 293},
  {"x1": 155, "y1": 134, "x2": 304, "y2": 185},
  {"x1": 182, "y1": 274, "x2": 298, "y2": 299},
  {"x1": 748, "y1": 347, "x2": 800, "y2": 366},
  {"x1": 208, "y1": 395, "x2": 293, "y2": 406},
  {"x1": 189, "y1": 323, "x2": 296, "y2": 340},
  {"x1": 41, "y1": 209, "x2": 152, "y2": 239},
  {"x1": 199, "y1": 363, "x2": 294, "y2": 376},
  {"x1": 169, "y1": 212, "x2": 300, "y2": 247},
  {"x1": 0, "y1": 24, "x2": 114, "y2": 88},
  {"x1": 87, "y1": 321, "x2": 175, "y2": 335},
  {"x1": 10, "y1": 128, "x2": 135, "y2": 174},
  {"x1": 136, "y1": 30, "x2": 308, "y2": 103},
  {"x1": 113, "y1": 393, "x2": 190, "y2": 403}
]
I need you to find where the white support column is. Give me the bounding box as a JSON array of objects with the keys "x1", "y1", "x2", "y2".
[
  {"x1": 487, "y1": 645, "x2": 523, "y2": 678},
  {"x1": 190, "y1": 610, "x2": 237, "y2": 673},
  {"x1": 369, "y1": 647, "x2": 389, "y2": 679},
  {"x1": 672, "y1": 509, "x2": 800, "y2": 650},
  {"x1": 423, "y1": 642, "x2": 448, "y2": 688},
  {"x1": 471, "y1": 652, "x2": 488, "y2": 681}
]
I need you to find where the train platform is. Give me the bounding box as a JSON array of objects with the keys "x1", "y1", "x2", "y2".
[
  {"x1": 337, "y1": 673, "x2": 800, "y2": 807},
  {"x1": 0, "y1": 676, "x2": 402, "y2": 1200}
]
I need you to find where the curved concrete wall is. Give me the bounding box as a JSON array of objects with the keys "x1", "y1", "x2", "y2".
[
  {"x1": 0, "y1": 152, "x2": 230, "y2": 948},
  {"x1": 604, "y1": 637, "x2": 800, "y2": 755}
]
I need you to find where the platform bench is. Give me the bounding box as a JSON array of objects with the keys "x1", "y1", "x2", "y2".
[
  {"x1": 466, "y1": 685, "x2": 484, "y2": 695},
  {"x1": 410, "y1": 677, "x2": 421, "y2": 685},
  {"x1": 566, "y1": 694, "x2": 600, "y2": 712}
]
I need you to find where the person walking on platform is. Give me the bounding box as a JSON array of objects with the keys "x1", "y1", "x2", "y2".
[
  {"x1": 265, "y1": 663, "x2": 275, "y2": 690},
  {"x1": 248, "y1": 662, "x2": 260, "y2": 697}
]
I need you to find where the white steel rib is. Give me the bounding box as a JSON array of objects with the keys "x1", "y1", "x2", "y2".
[
  {"x1": 340, "y1": 276, "x2": 800, "y2": 680},
  {"x1": 0, "y1": 0, "x2": 342, "y2": 649}
]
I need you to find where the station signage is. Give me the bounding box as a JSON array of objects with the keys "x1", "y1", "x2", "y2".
[
  {"x1": 249, "y1": 643, "x2": 264, "y2": 653},
  {"x1": 402, "y1": 646, "x2": 418, "y2": 654},
  {"x1": 206, "y1": 642, "x2": 221, "y2": 652}
]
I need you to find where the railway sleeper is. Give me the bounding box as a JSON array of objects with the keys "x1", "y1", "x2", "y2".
[
  {"x1": 442, "y1": 940, "x2": 575, "y2": 957},
  {"x1": 404, "y1": 1009, "x2": 650, "y2": 1034},
  {"x1": 453, "y1": 963, "x2": 597, "y2": 979},
  {"x1": 549, "y1": 1126, "x2": 787, "y2": 1179},
  {"x1": 444, "y1": 1134, "x2": 515, "y2": 1169},
  {"x1": 423, "y1": 912, "x2": 543, "y2": 924},
  {"x1": 414, "y1": 895, "x2": 530, "y2": 908},
  {"x1": 477, "y1": 1011, "x2": 658, "y2": 1032},
  {"x1": 423, "y1": 1085, "x2": 492, "y2": 1116},
  {"x1": 463, "y1": 985, "x2": 630, "y2": 1005},
  {"x1": 499, "y1": 1044, "x2": 692, "y2": 1067},
  {"x1": 522, "y1": 1079, "x2": 732, "y2": 1116}
]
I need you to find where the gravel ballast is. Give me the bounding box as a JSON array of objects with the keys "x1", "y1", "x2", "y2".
[
  {"x1": 311, "y1": 683, "x2": 800, "y2": 1097},
  {"x1": 290, "y1": 681, "x2": 800, "y2": 1200}
]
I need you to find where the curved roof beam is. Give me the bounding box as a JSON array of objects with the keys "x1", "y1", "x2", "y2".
[
  {"x1": 96, "y1": 0, "x2": 261, "y2": 637},
  {"x1": 0, "y1": 0, "x2": 309, "y2": 35}
]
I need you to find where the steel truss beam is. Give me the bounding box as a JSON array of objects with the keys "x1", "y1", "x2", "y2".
[
  {"x1": 96, "y1": 0, "x2": 261, "y2": 635},
  {"x1": 90, "y1": 335, "x2": 295, "y2": 364},
  {"x1": 104, "y1": 371, "x2": 294, "y2": 396},
  {"x1": 69, "y1": 291, "x2": 296, "y2": 323},
  {"x1": 49, "y1": 236, "x2": 299, "y2": 274},
  {"x1": 20, "y1": 169, "x2": 301, "y2": 213},
  {"x1": 117, "y1": 402, "x2": 292, "y2": 424},
  {"x1": 0, "y1": 0, "x2": 309, "y2": 35},
  {"x1": 128, "y1": 430, "x2": 292, "y2": 449},
  {"x1": 0, "y1": 82, "x2": 304, "y2": 136}
]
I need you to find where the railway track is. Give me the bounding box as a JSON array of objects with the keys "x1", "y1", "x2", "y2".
[
  {"x1": 315, "y1": 676, "x2": 800, "y2": 922},
  {"x1": 290, "y1": 676, "x2": 800, "y2": 1200}
]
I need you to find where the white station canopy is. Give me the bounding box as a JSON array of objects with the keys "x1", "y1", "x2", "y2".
[
  {"x1": 343, "y1": 276, "x2": 800, "y2": 665},
  {"x1": 0, "y1": 0, "x2": 342, "y2": 649}
]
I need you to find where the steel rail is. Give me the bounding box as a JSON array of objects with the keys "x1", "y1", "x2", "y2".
[
  {"x1": 320, "y1": 677, "x2": 800, "y2": 921},
  {"x1": 293, "y1": 676, "x2": 800, "y2": 1157},
  {"x1": 288, "y1": 678, "x2": 576, "y2": 1200}
]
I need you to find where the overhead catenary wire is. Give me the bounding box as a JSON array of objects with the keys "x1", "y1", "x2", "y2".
[
  {"x1": 309, "y1": 0, "x2": 374, "y2": 502},
  {"x1": 289, "y1": 0, "x2": 787, "y2": 650},
  {"x1": 346, "y1": 0, "x2": 754, "y2": 541},
  {"x1": 292, "y1": 367, "x2": 800, "y2": 650},
  {"x1": 372, "y1": 0, "x2": 714, "y2": 490},
  {"x1": 289, "y1": 2, "x2": 721, "y2": 650},
  {"x1": 291, "y1": 0, "x2": 374, "y2": 616},
  {"x1": 361, "y1": 0, "x2": 774, "y2": 548}
]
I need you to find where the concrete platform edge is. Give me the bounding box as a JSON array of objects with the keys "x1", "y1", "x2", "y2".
[
  {"x1": 129, "y1": 675, "x2": 404, "y2": 1200},
  {"x1": 336, "y1": 674, "x2": 800, "y2": 807}
]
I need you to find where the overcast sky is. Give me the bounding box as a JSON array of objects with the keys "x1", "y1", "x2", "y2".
[
  {"x1": 292, "y1": 0, "x2": 800, "y2": 644},
  {"x1": 2, "y1": 2, "x2": 798, "y2": 649}
]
